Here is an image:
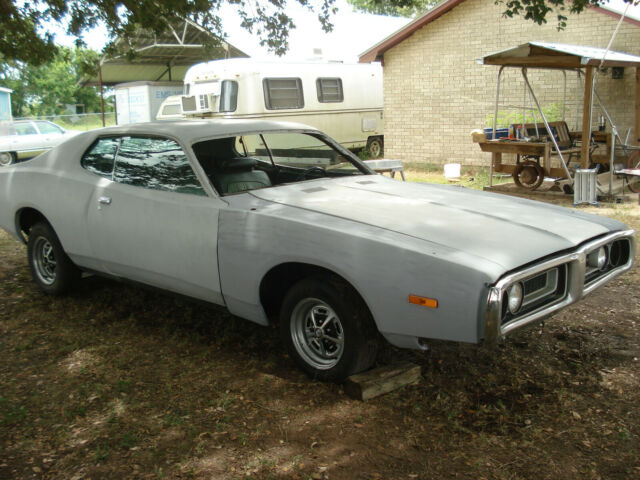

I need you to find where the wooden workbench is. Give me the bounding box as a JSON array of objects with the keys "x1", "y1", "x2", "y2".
[{"x1": 478, "y1": 139, "x2": 570, "y2": 178}]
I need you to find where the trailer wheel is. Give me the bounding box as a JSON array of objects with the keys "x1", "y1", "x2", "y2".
[
  {"x1": 513, "y1": 159, "x2": 544, "y2": 190},
  {"x1": 366, "y1": 137, "x2": 383, "y2": 159}
]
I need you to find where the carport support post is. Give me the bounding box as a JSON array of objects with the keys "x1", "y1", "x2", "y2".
[
  {"x1": 98, "y1": 64, "x2": 106, "y2": 127},
  {"x1": 635, "y1": 67, "x2": 640, "y2": 145},
  {"x1": 580, "y1": 66, "x2": 594, "y2": 168}
]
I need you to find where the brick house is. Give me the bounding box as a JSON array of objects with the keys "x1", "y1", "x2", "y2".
[{"x1": 359, "y1": 0, "x2": 640, "y2": 166}]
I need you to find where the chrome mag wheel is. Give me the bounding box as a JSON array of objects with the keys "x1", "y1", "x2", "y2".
[
  {"x1": 32, "y1": 236, "x2": 57, "y2": 285},
  {"x1": 290, "y1": 298, "x2": 345, "y2": 370}
]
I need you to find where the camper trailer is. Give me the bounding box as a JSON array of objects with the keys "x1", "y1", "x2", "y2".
[
  {"x1": 167, "y1": 59, "x2": 384, "y2": 156},
  {"x1": 155, "y1": 95, "x2": 184, "y2": 120}
]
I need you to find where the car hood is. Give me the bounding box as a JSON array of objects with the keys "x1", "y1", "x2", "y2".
[{"x1": 250, "y1": 176, "x2": 624, "y2": 270}]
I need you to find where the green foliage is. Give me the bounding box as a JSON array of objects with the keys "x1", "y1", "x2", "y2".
[
  {"x1": 3, "y1": 0, "x2": 632, "y2": 65},
  {"x1": 347, "y1": 0, "x2": 435, "y2": 17},
  {"x1": 357, "y1": 147, "x2": 373, "y2": 160},
  {"x1": 348, "y1": 0, "x2": 637, "y2": 28},
  {"x1": 485, "y1": 102, "x2": 565, "y2": 128},
  {"x1": 0, "y1": 0, "x2": 339, "y2": 65},
  {"x1": 496, "y1": 0, "x2": 639, "y2": 30},
  {"x1": 0, "y1": 47, "x2": 111, "y2": 116}
]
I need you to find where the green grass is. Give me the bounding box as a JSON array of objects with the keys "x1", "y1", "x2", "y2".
[
  {"x1": 402, "y1": 162, "x2": 511, "y2": 190},
  {"x1": 55, "y1": 113, "x2": 116, "y2": 131}
]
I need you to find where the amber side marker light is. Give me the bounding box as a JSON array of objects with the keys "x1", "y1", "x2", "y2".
[{"x1": 408, "y1": 295, "x2": 438, "y2": 308}]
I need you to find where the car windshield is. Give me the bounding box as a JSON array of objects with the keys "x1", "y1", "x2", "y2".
[{"x1": 192, "y1": 132, "x2": 370, "y2": 196}]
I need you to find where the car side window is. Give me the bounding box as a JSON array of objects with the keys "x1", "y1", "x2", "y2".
[
  {"x1": 13, "y1": 123, "x2": 37, "y2": 135},
  {"x1": 35, "y1": 121, "x2": 64, "y2": 134},
  {"x1": 114, "y1": 136, "x2": 206, "y2": 196},
  {"x1": 81, "y1": 137, "x2": 119, "y2": 178}
]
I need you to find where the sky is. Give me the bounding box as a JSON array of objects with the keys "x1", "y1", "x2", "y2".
[
  {"x1": 54, "y1": 0, "x2": 640, "y2": 60},
  {"x1": 605, "y1": 0, "x2": 640, "y2": 19},
  {"x1": 55, "y1": 0, "x2": 411, "y2": 63}
]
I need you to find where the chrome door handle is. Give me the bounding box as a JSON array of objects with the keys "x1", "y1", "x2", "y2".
[{"x1": 98, "y1": 196, "x2": 112, "y2": 205}]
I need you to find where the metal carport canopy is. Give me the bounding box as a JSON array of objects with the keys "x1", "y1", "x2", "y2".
[
  {"x1": 478, "y1": 41, "x2": 640, "y2": 68},
  {"x1": 82, "y1": 19, "x2": 249, "y2": 86}
]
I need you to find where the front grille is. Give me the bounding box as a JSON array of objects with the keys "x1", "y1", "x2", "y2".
[{"x1": 524, "y1": 273, "x2": 547, "y2": 295}]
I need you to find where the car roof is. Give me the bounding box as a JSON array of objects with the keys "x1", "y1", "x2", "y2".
[{"x1": 90, "y1": 118, "x2": 321, "y2": 144}]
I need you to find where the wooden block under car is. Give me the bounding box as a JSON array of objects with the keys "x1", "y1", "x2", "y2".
[{"x1": 343, "y1": 362, "x2": 422, "y2": 401}]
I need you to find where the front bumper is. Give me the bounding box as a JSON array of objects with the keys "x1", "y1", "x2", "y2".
[{"x1": 484, "y1": 229, "x2": 635, "y2": 343}]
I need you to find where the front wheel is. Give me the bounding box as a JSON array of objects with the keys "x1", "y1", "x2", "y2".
[
  {"x1": 27, "y1": 222, "x2": 80, "y2": 295},
  {"x1": 279, "y1": 275, "x2": 378, "y2": 382},
  {"x1": 0, "y1": 151, "x2": 16, "y2": 166}
]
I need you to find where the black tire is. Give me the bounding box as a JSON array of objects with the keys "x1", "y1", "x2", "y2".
[
  {"x1": 0, "y1": 151, "x2": 16, "y2": 167},
  {"x1": 279, "y1": 275, "x2": 378, "y2": 382},
  {"x1": 366, "y1": 136, "x2": 384, "y2": 159},
  {"x1": 27, "y1": 222, "x2": 80, "y2": 295}
]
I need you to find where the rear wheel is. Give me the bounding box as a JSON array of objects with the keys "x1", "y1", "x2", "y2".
[
  {"x1": 279, "y1": 275, "x2": 378, "y2": 382},
  {"x1": 27, "y1": 222, "x2": 80, "y2": 295},
  {"x1": 0, "y1": 151, "x2": 15, "y2": 166}
]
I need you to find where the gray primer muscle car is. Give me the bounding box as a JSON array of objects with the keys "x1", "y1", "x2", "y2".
[{"x1": 0, "y1": 119, "x2": 635, "y2": 381}]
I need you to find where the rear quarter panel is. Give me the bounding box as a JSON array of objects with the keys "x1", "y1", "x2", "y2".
[{"x1": 0, "y1": 132, "x2": 102, "y2": 268}]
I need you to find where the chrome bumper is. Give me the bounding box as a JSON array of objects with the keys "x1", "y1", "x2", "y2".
[{"x1": 484, "y1": 230, "x2": 636, "y2": 344}]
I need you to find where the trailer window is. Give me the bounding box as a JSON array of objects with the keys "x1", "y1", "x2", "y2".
[
  {"x1": 220, "y1": 80, "x2": 238, "y2": 112},
  {"x1": 316, "y1": 78, "x2": 343, "y2": 103},
  {"x1": 263, "y1": 78, "x2": 304, "y2": 110},
  {"x1": 161, "y1": 104, "x2": 181, "y2": 116}
]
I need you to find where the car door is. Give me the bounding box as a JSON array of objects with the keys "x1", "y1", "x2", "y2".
[
  {"x1": 11, "y1": 121, "x2": 42, "y2": 158},
  {"x1": 84, "y1": 135, "x2": 225, "y2": 305},
  {"x1": 34, "y1": 121, "x2": 64, "y2": 149}
]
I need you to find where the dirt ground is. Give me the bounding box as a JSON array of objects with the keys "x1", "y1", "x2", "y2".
[{"x1": 1, "y1": 184, "x2": 639, "y2": 480}]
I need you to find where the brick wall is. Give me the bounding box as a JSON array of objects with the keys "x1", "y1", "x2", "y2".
[{"x1": 381, "y1": 0, "x2": 640, "y2": 166}]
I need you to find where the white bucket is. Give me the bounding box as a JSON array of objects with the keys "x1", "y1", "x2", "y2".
[{"x1": 444, "y1": 163, "x2": 461, "y2": 179}]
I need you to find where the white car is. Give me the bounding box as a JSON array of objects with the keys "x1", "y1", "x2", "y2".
[
  {"x1": 0, "y1": 120, "x2": 81, "y2": 166},
  {"x1": 0, "y1": 119, "x2": 635, "y2": 381}
]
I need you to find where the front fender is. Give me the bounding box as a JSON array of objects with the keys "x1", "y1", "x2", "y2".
[{"x1": 218, "y1": 199, "x2": 503, "y2": 344}]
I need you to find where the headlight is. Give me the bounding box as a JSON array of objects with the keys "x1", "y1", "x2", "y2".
[
  {"x1": 587, "y1": 247, "x2": 607, "y2": 270},
  {"x1": 507, "y1": 282, "x2": 523, "y2": 314}
]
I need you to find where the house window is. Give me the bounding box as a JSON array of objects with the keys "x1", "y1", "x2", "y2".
[
  {"x1": 263, "y1": 78, "x2": 304, "y2": 110},
  {"x1": 316, "y1": 78, "x2": 343, "y2": 103}
]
